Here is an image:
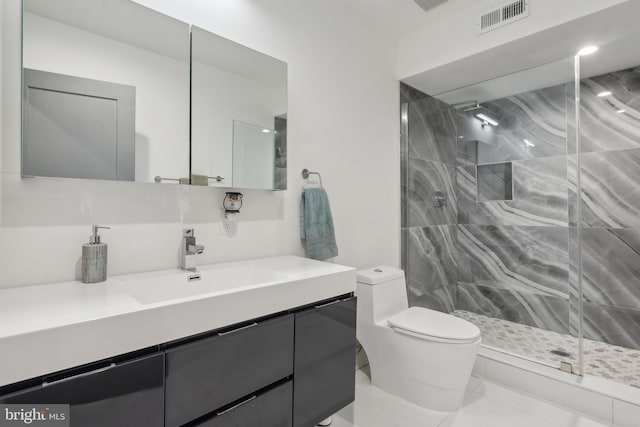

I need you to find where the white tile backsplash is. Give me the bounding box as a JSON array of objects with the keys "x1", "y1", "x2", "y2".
[
  {"x1": 2, "y1": 173, "x2": 184, "y2": 226},
  {"x1": 0, "y1": 223, "x2": 185, "y2": 288}
]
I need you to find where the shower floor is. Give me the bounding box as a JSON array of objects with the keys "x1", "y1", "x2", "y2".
[{"x1": 452, "y1": 310, "x2": 640, "y2": 389}]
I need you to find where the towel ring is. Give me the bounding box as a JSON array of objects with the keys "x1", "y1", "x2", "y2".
[{"x1": 302, "y1": 168, "x2": 323, "y2": 187}]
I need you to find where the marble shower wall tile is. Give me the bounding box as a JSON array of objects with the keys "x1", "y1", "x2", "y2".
[
  {"x1": 476, "y1": 162, "x2": 512, "y2": 202},
  {"x1": 405, "y1": 157, "x2": 457, "y2": 226},
  {"x1": 456, "y1": 282, "x2": 569, "y2": 334},
  {"x1": 458, "y1": 225, "x2": 569, "y2": 297},
  {"x1": 573, "y1": 228, "x2": 640, "y2": 310},
  {"x1": 404, "y1": 226, "x2": 457, "y2": 313},
  {"x1": 566, "y1": 81, "x2": 577, "y2": 156},
  {"x1": 410, "y1": 283, "x2": 456, "y2": 313},
  {"x1": 568, "y1": 227, "x2": 580, "y2": 337},
  {"x1": 568, "y1": 226, "x2": 640, "y2": 349},
  {"x1": 402, "y1": 89, "x2": 460, "y2": 314},
  {"x1": 456, "y1": 84, "x2": 567, "y2": 165},
  {"x1": 408, "y1": 98, "x2": 457, "y2": 165},
  {"x1": 400, "y1": 82, "x2": 431, "y2": 104},
  {"x1": 400, "y1": 153, "x2": 410, "y2": 228},
  {"x1": 579, "y1": 66, "x2": 640, "y2": 153},
  {"x1": 273, "y1": 116, "x2": 287, "y2": 190},
  {"x1": 568, "y1": 149, "x2": 640, "y2": 228},
  {"x1": 582, "y1": 302, "x2": 640, "y2": 350},
  {"x1": 511, "y1": 155, "x2": 568, "y2": 223},
  {"x1": 457, "y1": 155, "x2": 568, "y2": 226}
]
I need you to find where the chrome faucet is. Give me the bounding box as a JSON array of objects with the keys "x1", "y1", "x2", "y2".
[{"x1": 181, "y1": 228, "x2": 205, "y2": 272}]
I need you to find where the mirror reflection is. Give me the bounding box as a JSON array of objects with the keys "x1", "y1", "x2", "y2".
[
  {"x1": 22, "y1": 0, "x2": 191, "y2": 183},
  {"x1": 22, "y1": 1, "x2": 288, "y2": 190},
  {"x1": 190, "y1": 26, "x2": 287, "y2": 190}
]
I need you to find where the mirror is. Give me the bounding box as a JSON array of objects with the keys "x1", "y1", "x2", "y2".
[
  {"x1": 21, "y1": 1, "x2": 288, "y2": 190},
  {"x1": 190, "y1": 26, "x2": 288, "y2": 190},
  {"x1": 22, "y1": 0, "x2": 190, "y2": 183}
]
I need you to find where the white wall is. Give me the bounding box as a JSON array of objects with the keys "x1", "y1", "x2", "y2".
[
  {"x1": 0, "y1": 0, "x2": 400, "y2": 289},
  {"x1": 0, "y1": 1, "x2": 3, "y2": 228},
  {"x1": 23, "y1": 12, "x2": 190, "y2": 183}
]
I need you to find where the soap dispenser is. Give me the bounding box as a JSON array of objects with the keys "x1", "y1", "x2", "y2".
[{"x1": 82, "y1": 225, "x2": 111, "y2": 283}]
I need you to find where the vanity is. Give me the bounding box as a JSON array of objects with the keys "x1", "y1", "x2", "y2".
[
  {"x1": 6, "y1": 2, "x2": 350, "y2": 424},
  {"x1": 0, "y1": 256, "x2": 357, "y2": 427}
]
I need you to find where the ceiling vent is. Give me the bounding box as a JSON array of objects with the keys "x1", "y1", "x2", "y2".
[{"x1": 477, "y1": 0, "x2": 529, "y2": 35}]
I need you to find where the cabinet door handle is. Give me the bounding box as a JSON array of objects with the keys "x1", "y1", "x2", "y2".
[
  {"x1": 314, "y1": 299, "x2": 342, "y2": 309},
  {"x1": 216, "y1": 395, "x2": 256, "y2": 416},
  {"x1": 42, "y1": 363, "x2": 116, "y2": 387},
  {"x1": 218, "y1": 322, "x2": 258, "y2": 336}
]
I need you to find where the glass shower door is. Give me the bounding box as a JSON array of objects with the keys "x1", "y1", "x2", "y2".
[
  {"x1": 574, "y1": 56, "x2": 640, "y2": 387},
  {"x1": 401, "y1": 31, "x2": 640, "y2": 390},
  {"x1": 436, "y1": 57, "x2": 580, "y2": 371}
]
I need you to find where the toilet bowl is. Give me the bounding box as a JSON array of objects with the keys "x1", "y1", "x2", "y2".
[{"x1": 356, "y1": 266, "x2": 481, "y2": 413}]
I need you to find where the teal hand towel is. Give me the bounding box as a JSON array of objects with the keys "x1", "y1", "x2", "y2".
[{"x1": 300, "y1": 187, "x2": 338, "y2": 261}]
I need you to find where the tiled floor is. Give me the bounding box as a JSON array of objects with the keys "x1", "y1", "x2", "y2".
[
  {"x1": 452, "y1": 310, "x2": 640, "y2": 388},
  {"x1": 332, "y1": 369, "x2": 608, "y2": 427}
]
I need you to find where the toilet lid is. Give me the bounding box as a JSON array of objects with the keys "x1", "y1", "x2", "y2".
[{"x1": 387, "y1": 307, "x2": 480, "y2": 343}]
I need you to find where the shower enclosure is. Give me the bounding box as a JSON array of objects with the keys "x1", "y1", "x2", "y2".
[{"x1": 401, "y1": 55, "x2": 640, "y2": 388}]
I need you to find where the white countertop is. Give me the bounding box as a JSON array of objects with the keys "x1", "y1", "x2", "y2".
[{"x1": 0, "y1": 255, "x2": 356, "y2": 387}]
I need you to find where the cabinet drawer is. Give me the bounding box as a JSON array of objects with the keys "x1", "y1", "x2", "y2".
[
  {"x1": 0, "y1": 353, "x2": 164, "y2": 427},
  {"x1": 165, "y1": 314, "x2": 294, "y2": 427},
  {"x1": 195, "y1": 381, "x2": 293, "y2": 427},
  {"x1": 293, "y1": 297, "x2": 356, "y2": 427}
]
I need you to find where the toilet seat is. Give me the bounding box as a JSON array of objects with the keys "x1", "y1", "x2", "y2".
[{"x1": 387, "y1": 307, "x2": 480, "y2": 344}]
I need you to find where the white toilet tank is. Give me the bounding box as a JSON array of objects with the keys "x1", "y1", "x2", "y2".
[{"x1": 356, "y1": 266, "x2": 408, "y2": 323}]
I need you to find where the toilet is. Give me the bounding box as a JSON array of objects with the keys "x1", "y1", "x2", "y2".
[{"x1": 356, "y1": 266, "x2": 481, "y2": 413}]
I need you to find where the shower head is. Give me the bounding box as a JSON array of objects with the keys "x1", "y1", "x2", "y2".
[
  {"x1": 450, "y1": 100, "x2": 482, "y2": 112},
  {"x1": 463, "y1": 104, "x2": 483, "y2": 112}
]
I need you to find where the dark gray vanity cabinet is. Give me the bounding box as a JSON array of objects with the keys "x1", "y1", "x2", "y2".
[
  {"x1": 165, "y1": 314, "x2": 295, "y2": 427},
  {"x1": 293, "y1": 297, "x2": 357, "y2": 427},
  {"x1": 0, "y1": 352, "x2": 164, "y2": 427},
  {"x1": 0, "y1": 295, "x2": 356, "y2": 427},
  {"x1": 193, "y1": 381, "x2": 293, "y2": 427}
]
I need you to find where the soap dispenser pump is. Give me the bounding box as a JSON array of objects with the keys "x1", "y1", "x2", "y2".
[{"x1": 82, "y1": 225, "x2": 111, "y2": 283}]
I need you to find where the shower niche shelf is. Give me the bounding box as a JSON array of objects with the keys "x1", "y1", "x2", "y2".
[{"x1": 476, "y1": 162, "x2": 513, "y2": 202}]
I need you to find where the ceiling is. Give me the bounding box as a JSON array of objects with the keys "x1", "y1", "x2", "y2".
[
  {"x1": 341, "y1": 0, "x2": 461, "y2": 39},
  {"x1": 402, "y1": 0, "x2": 640, "y2": 103},
  {"x1": 25, "y1": 0, "x2": 640, "y2": 104},
  {"x1": 338, "y1": 0, "x2": 640, "y2": 104}
]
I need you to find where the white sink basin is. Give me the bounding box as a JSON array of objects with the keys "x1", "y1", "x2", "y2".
[
  {"x1": 117, "y1": 266, "x2": 293, "y2": 305},
  {"x1": 0, "y1": 255, "x2": 356, "y2": 388}
]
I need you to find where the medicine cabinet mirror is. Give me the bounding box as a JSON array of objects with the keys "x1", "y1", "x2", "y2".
[
  {"x1": 21, "y1": 0, "x2": 288, "y2": 190},
  {"x1": 22, "y1": 0, "x2": 190, "y2": 183},
  {"x1": 190, "y1": 26, "x2": 287, "y2": 190}
]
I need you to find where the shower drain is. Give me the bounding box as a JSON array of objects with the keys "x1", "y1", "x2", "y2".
[{"x1": 550, "y1": 349, "x2": 572, "y2": 357}]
